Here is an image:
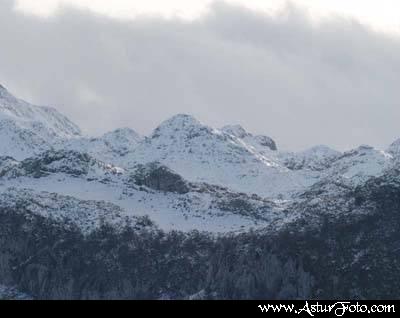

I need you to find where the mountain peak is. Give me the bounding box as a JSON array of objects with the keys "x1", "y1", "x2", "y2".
[
  {"x1": 0, "y1": 84, "x2": 20, "y2": 102},
  {"x1": 151, "y1": 114, "x2": 208, "y2": 138},
  {"x1": 0, "y1": 84, "x2": 11, "y2": 98},
  {"x1": 221, "y1": 124, "x2": 250, "y2": 139},
  {"x1": 387, "y1": 138, "x2": 400, "y2": 158},
  {"x1": 0, "y1": 85, "x2": 82, "y2": 160},
  {"x1": 221, "y1": 124, "x2": 277, "y2": 151},
  {"x1": 162, "y1": 113, "x2": 200, "y2": 126}
]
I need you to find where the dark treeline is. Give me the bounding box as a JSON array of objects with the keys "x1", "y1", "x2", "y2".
[{"x1": 1, "y1": 173, "x2": 400, "y2": 299}]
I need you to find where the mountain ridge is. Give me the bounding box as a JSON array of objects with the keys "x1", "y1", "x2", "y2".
[
  {"x1": 0, "y1": 86, "x2": 398, "y2": 231},
  {"x1": 2, "y1": 85, "x2": 400, "y2": 299}
]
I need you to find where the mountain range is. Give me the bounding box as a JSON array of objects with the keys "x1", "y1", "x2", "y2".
[{"x1": 1, "y1": 84, "x2": 400, "y2": 299}]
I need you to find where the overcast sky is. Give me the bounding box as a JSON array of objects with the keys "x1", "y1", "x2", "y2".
[{"x1": 1, "y1": 0, "x2": 400, "y2": 151}]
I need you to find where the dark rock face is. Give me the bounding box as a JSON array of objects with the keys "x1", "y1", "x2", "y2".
[
  {"x1": 131, "y1": 162, "x2": 190, "y2": 194},
  {"x1": 221, "y1": 125, "x2": 278, "y2": 151},
  {"x1": 0, "y1": 156, "x2": 18, "y2": 177},
  {"x1": 254, "y1": 135, "x2": 278, "y2": 151},
  {"x1": 20, "y1": 150, "x2": 92, "y2": 178},
  {"x1": 0, "y1": 150, "x2": 122, "y2": 180},
  {"x1": 283, "y1": 157, "x2": 333, "y2": 171}
]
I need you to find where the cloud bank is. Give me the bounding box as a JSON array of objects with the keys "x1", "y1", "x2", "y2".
[{"x1": 1, "y1": 0, "x2": 400, "y2": 150}]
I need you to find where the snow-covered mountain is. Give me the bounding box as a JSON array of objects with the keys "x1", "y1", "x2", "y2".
[
  {"x1": 0, "y1": 150, "x2": 288, "y2": 233},
  {"x1": 123, "y1": 114, "x2": 316, "y2": 198},
  {"x1": 324, "y1": 145, "x2": 393, "y2": 186},
  {"x1": 62, "y1": 127, "x2": 142, "y2": 164},
  {"x1": 279, "y1": 145, "x2": 341, "y2": 171},
  {"x1": 2, "y1": 85, "x2": 400, "y2": 299},
  {"x1": 0, "y1": 86, "x2": 398, "y2": 234},
  {"x1": 221, "y1": 124, "x2": 277, "y2": 151},
  {"x1": 0, "y1": 85, "x2": 81, "y2": 160}
]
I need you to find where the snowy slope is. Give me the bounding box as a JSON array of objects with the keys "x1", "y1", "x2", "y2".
[
  {"x1": 0, "y1": 150, "x2": 290, "y2": 233},
  {"x1": 279, "y1": 145, "x2": 342, "y2": 171},
  {"x1": 0, "y1": 187, "x2": 129, "y2": 234},
  {"x1": 0, "y1": 85, "x2": 81, "y2": 160},
  {"x1": 325, "y1": 145, "x2": 393, "y2": 186},
  {"x1": 62, "y1": 128, "x2": 142, "y2": 165},
  {"x1": 7, "y1": 138, "x2": 392, "y2": 232},
  {"x1": 0, "y1": 178, "x2": 284, "y2": 233},
  {"x1": 221, "y1": 124, "x2": 277, "y2": 152},
  {"x1": 387, "y1": 138, "x2": 400, "y2": 159},
  {"x1": 124, "y1": 114, "x2": 315, "y2": 199}
]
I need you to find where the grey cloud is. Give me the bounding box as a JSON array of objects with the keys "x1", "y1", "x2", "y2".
[{"x1": 1, "y1": 0, "x2": 400, "y2": 150}]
